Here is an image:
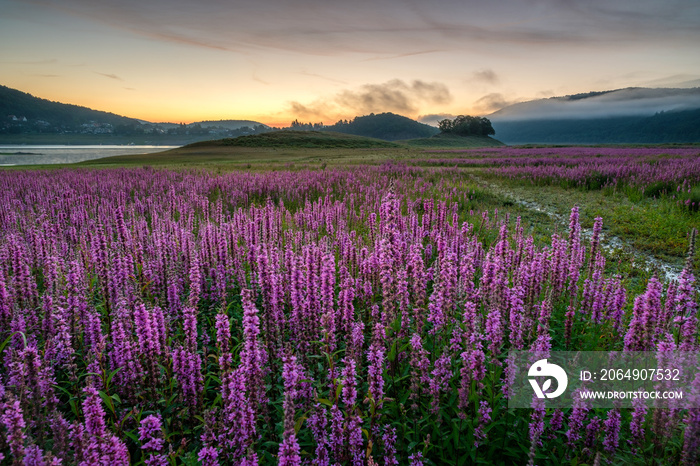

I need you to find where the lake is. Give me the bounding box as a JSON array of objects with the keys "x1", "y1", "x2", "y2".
[{"x1": 0, "y1": 145, "x2": 179, "y2": 166}]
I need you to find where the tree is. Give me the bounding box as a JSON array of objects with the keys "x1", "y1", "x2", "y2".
[
  {"x1": 438, "y1": 119, "x2": 453, "y2": 133},
  {"x1": 438, "y1": 115, "x2": 495, "y2": 137}
]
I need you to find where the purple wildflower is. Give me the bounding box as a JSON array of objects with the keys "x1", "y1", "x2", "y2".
[
  {"x1": 139, "y1": 414, "x2": 167, "y2": 466},
  {"x1": 566, "y1": 393, "x2": 590, "y2": 447},
  {"x1": 409, "y1": 452, "x2": 424, "y2": 466},
  {"x1": 80, "y1": 387, "x2": 129, "y2": 465},
  {"x1": 603, "y1": 409, "x2": 621, "y2": 454},
  {"x1": 278, "y1": 433, "x2": 302, "y2": 466},
  {"x1": 367, "y1": 323, "x2": 386, "y2": 404},
  {"x1": 528, "y1": 398, "x2": 546, "y2": 465},
  {"x1": 429, "y1": 352, "x2": 452, "y2": 414},
  {"x1": 198, "y1": 446, "x2": 219, "y2": 466},
  {"x1": 1, "y1": 399, "x2": 26, "y2": 460},
  {"x1": 341, "y1": 357, "x2": 358, "y2": 407},
  {"x1": 215, "y1": 311, "x2": 232, "y2": 371},
  {"x1": 240, "y1": 288, "x2": 268, "y2": 410},
  {"x1": 172, "y1": 345, "x2": 203, "y2": 410},
  {"x1": 347, "y1": 415, "x2": 364, "y2": 466},
  {"x1": 474, "y1": 401, "x2": 492, "y2": 448},
  {"x1": 584, "y1": 416, "x2": 601, "y2": 450},
  {"x1": 383, "y1": 426, "x2": 398, "y2": 466}
]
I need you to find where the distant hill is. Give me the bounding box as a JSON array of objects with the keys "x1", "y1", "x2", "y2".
[
  {"x1": 489, "y1": 87, "x2": 700, "y2": 144},
  {"x1": 194, "y1": 120, "x2": 268, "y2": 130},
  {"x1": 0, "y1": 85, "x2": 139, "y2": 130},
  {"x1": 492, "y1": 109, "x2": 700, "y2": 144},
  {"x1": 323, "y1": 112, "x2": 440, "y2": 141},
  {"x1": 0, "y1": 84, "x2": 270, "y2": 144},
  {"x1": 188, "y1": 131, "x2": 402, "y2": 149}
]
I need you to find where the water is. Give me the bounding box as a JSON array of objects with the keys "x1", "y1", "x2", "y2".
[{"x1": 0, "y1": 145, "x2": 179, "y2": 166}]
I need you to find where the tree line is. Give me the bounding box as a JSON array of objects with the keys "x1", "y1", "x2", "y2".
[{"x1": 438, "y1": 115, "x2": 495, "y2": 137}]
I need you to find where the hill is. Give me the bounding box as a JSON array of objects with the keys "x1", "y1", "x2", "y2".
[
  {"x1": 187, "y1": 131, "x2": 402, "y2": 149},
  {"x1": 323, "y1": 112, "x2": 439, "y2": 141},
  {"x1": 492, "y1": 109, "x2": 700, "y2": 144},
  {"x1": 0, "y1": 84, "x2": 269, "y2": 144},
  {"x1": 0, "y1": 85, "x2": 139, "y2": 132},
  {"x1": 194, "y1": 119, "x2": 267, "y2": 130},
  {"x1": 489, "y1": 87, "x2": 700, "y2": 144}
]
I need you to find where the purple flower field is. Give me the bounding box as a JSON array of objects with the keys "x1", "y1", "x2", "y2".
[
  {"x1": 420, "y1": 146, "x2": 700, "y2": 199},
  {"x1": 0, "y1": 164, "x2": 698, "y2": 465}
]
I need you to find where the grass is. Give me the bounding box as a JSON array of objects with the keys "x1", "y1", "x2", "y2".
[
  {"x1": 191, "y1": 130, "x2": 402, "y2": 149},
  {"x1": 74, "y1": 146, "x2": 418, "y2": 170},
  {"x1": 476, "y1": 174, "x2": 700, "y2": 271},
  {"x1": 400, "y1": 133, "x2": 505, "y2": 148}
]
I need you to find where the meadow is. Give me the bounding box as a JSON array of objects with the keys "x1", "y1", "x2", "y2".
[{"x1": 0, "y1": 143, "x2": 699, "y2": 465}]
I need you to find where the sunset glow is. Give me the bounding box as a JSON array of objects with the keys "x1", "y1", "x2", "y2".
[{"x1": 2, "y1": 0, "x2": 699, "y2": 125}]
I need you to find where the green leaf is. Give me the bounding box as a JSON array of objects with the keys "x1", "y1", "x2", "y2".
[
  {"x1": 0, "y1": 332, "x2": 27, "y2": 357},
  {"x1": 119, "y1": 411, "x2": 134, "y2": 428},
  {"x1": 69, "y1": 399, "x2": 79, "y2": 418},
  {"x1": 387, "y1": 340, "x2": 398, "y2": 362},
  {"x1": 98, "y1": 390, "x2": 116, "y2": 416},
  {"x1": 335, "y1": 382, "x2": 343, "y2": 401},
  {"x1": 105, "y1": 367, "x2": 123, "y2": 388},
  {"x1": 53, "y1": 384, "x2": 74, "y2": 399},
  {"x1": 294, "y1": 414, "x2": 308, "y2": 434}
]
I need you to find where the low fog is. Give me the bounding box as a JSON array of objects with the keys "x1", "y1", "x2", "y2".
[{"x1": 489, "y1": 87, "x2": 700, "y2": 121}]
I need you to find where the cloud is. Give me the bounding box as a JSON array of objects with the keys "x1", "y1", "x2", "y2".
[
  {"x1": 252, "y1": 73, "x2": 270, "y2": 85},
  {"x1": 95, "y1": 72, "x2": 123, "y2": 81},
  {"x1": 289, "y1": 79, "x2": 452, "y2": 121},
  {"x1": 410, "y1": 80, "x2": 452, "y2": 105},
  {"x1": 18, "y1": 0, "x2": 700, "y2": 57},
  {"x1": 140, "y1": 29, "x2": 238, "y2": 53},
  {"x1": 361, "y1": 49, "x2": 445, "y2": 62},
  {"x1": 298, "y1": 70, "x2": 348, "y2": 85},
  {"x1": 287, "y1": 101, "x2": 335, "y2": 121},
  {"x1": 336, "y1": 80, "x2": 451, "y2": 115},
  {"x1": 418, "y1": 113, "x2": 457, "y2": 126},
  {"x1": 472, "y1": 69, "x2": 499, "y2": 84},
  {"x1": 639, "y1": 74, "x2": 700, "y2": 89},
  {"x1": 473, "y1": 93, "x2": 516, "y2": 114}
]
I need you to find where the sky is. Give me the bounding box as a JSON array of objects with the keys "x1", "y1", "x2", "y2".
[{"x1": 1, "y1": 0, "x2": 699, "y2": 126}]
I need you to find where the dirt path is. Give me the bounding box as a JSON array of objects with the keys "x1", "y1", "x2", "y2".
[{"x1": 473, "y1": 175, "x2": 684, "y2": 282}]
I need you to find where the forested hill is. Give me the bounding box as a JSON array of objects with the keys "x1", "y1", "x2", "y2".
[
  {"x1": 323, "y1": 112, "x2": 440, "y2": 141},
  {"x1": 492, "y1": 108, "x2": 700, "y2": 144},
  {"x1": 0, "y1": 85, "x2": 139, "y2": 130},
  {"x1": 489, "y1": 87, "x2": 700, "y2": 144}
]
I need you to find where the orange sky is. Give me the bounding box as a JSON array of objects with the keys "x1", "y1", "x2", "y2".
[{"x1": 2, "y1": 0, "x2": 699, "y2": 126}]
